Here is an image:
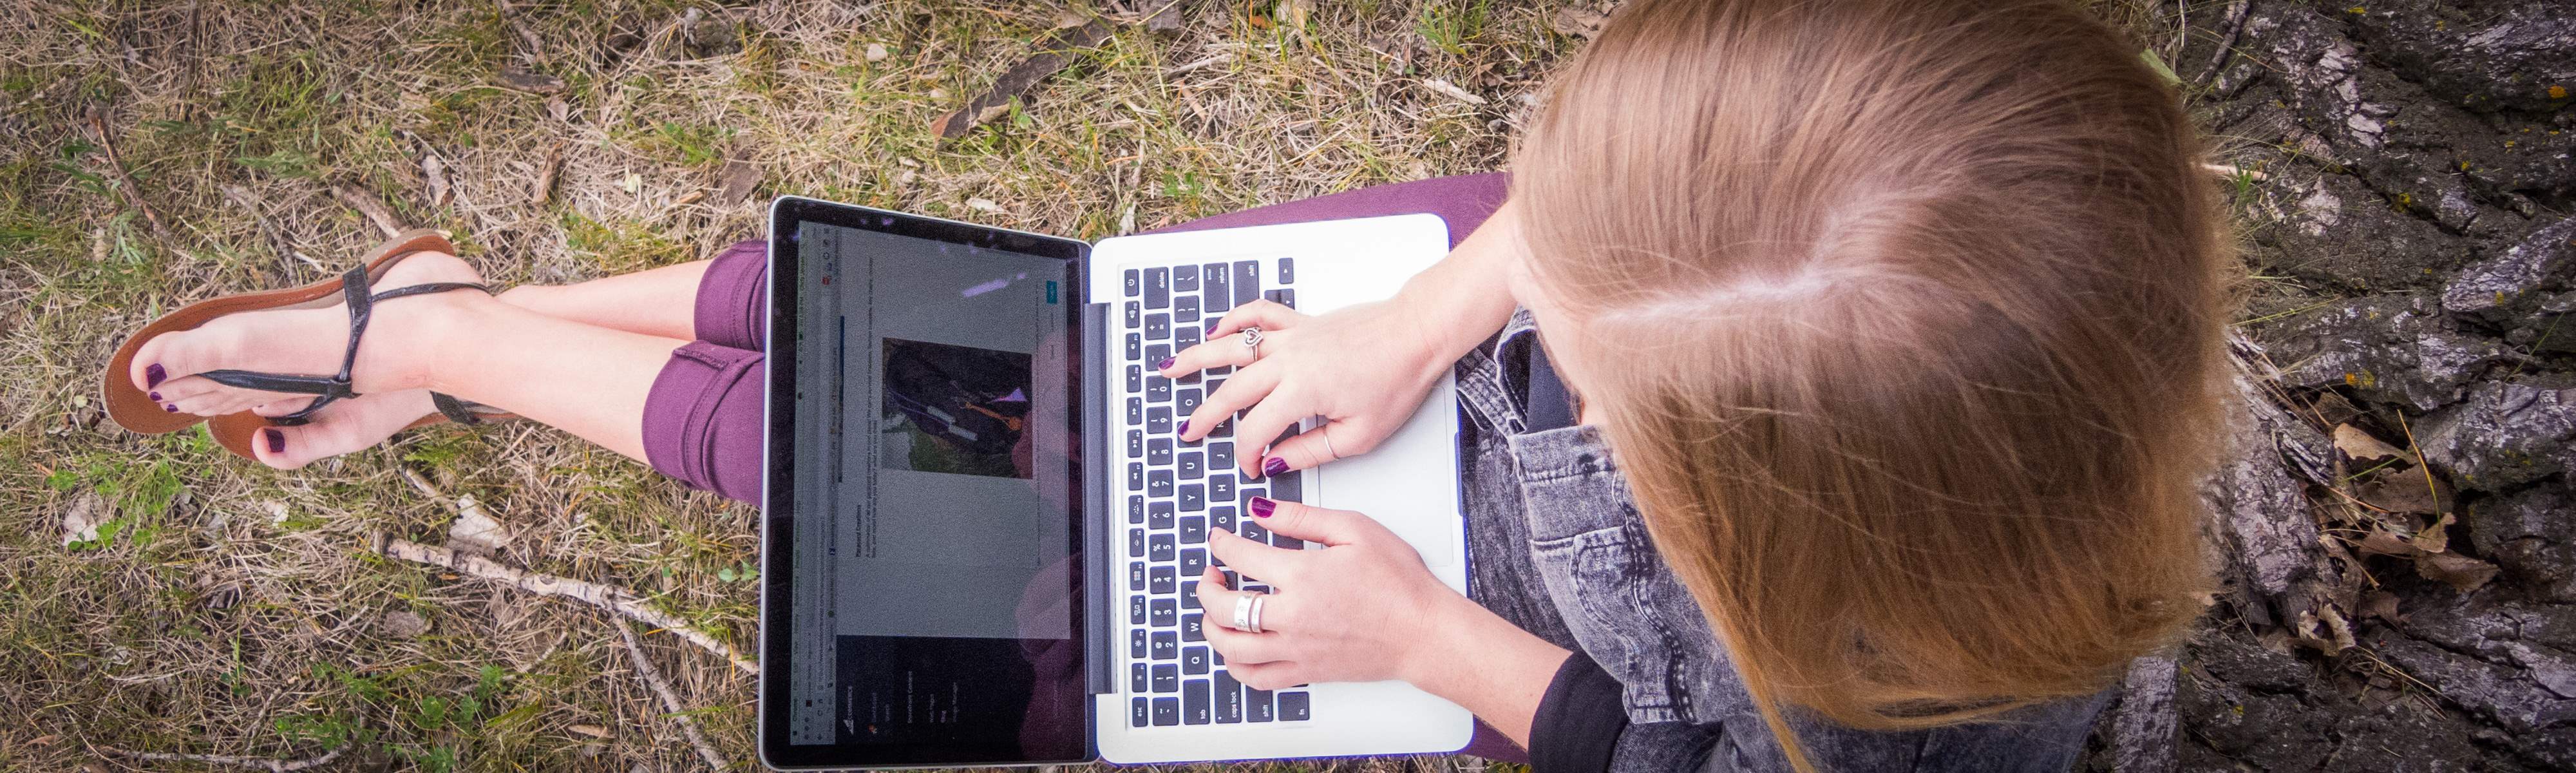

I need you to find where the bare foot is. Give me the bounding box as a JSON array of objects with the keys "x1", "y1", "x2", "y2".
[
  {"x1": 129, "y1": 251, "x2": 482, "y2": 417},
  {"x1": 242, "y1": 390, "x2": 446, "y2": 470}
]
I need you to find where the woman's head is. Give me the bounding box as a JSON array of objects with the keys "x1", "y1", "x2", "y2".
[{"x1": 1509, "y1": 0, "x2": 2225, "y2": 756}]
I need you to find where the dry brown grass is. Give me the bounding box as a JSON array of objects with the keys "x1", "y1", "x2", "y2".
[{"x1": 0, "y1": 0, "x2": 2196, "y2": 770}]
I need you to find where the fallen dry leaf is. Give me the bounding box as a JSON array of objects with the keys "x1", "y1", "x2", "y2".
[
  {"x1": 2333, "y1": 423, "x2": 2412, "y2": 466},
  {"x1": 377, "y1": 609, "x2": 431, "y2": 638},
  {"x1": 2356, "y1": 528, "x2": 2419, "y2": 557},
  {"x1": 2356, "y1": 474, "x2": 2441, "y2": 514},
  {"x1": 717, "y1": 157, "x2": 762, "y2": 205},
  {"x1": 2409, "y1": 511, "x2": 2456, "y2": 553},
  {"x1": 2416, "y1": 549, "x2": 2499, "y2": 592},
  {"x1": 1553, "y1": 5, "x2": 1613, "y2": 39},
  {"x1": 422, "y1": 152, "x2": 453, "y2": 209},
  {"x1": 61, "y1": 493, "x2": 101, "y2": 546},
  {"x1": 965, "y1": 197, "x2": 1005, "y2": 214},
  {"x1": 568, "y1": 723, "x2": 613, "y2": 740},
  {"x1": 2360, "y1": 589, "x2": 2401, "y2": 623},
  {"x1": 930, "y1": 17, "x2": 1115, "y2": 139},
  {"x1": 497, "y1": 69, "x2": 567, "y2": 95},
  {"x1": 866, "y1": 43, "x2": 889, "y2": 62},
  {"x1": 446, "y1": 494, "x2": 509, "y2": 555}
]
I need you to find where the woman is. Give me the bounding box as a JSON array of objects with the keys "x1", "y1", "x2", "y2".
[{"x1": 108, "y1": 0, "x2": 2223, "y2": 769}]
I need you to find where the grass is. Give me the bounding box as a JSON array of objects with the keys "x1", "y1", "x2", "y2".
[{"x1": 0, "y1": 1, "x2": 1557, "y2": 770}]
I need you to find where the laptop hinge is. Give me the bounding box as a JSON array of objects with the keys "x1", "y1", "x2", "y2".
[{"x1": 1081, "y1": 298, "x2": 1113, "y2": 697}]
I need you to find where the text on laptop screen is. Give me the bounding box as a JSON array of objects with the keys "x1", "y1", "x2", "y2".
[{"x1": 784, "y1": 219, "x2": 1084, "y2": 756}]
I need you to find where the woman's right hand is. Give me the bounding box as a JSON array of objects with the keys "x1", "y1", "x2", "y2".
[{"x1": 1159, "y1": 296, "x2": 1455, "y2": 479}]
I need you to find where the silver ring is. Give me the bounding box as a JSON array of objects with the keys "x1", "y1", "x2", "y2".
[
  {"x1": 1247, "y1": 593, "x2": 1268, "y2": 634},
  {"x1": 1231, "y1": 594, "x2": 1256, "y2": 632},
  {"x1": 1320, "y1": 424, "x2": 1340, "y2": 461},
  {"x1": 1241, "y1": 326, "x2": 1264, "y2": 359}
]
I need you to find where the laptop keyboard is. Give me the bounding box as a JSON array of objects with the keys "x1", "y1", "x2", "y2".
[{"x1": 1117, "y1": 257, "x2": 1316, "y2": 728}]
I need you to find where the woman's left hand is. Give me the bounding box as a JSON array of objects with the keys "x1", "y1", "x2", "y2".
[{"x1": 1191, "y1": 496, "x2": 1474, "y2": 689}]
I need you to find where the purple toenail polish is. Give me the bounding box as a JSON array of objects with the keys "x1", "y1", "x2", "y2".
[
  {"x1": 146, "y1": 363, "x2": 166, "y2": 388},
  {"x1": 1249, "y1": 496, "x2": 1277, "y2": 519},
  {"x1": 147, "y1": 392, "x2": 160, "y2": 401},
  {"x1": 164, "y1": 404, "x2": 178, "y2": 413},
  {"x1": 1262, "y1": 457, "x2": 1290, "y2": 478},
  {"x1": 1156, "y1": 357, "x2": 1176, "y2": 370},
  {"x1": 263, "y1": 428, "x2": 285, "y2": 454}
]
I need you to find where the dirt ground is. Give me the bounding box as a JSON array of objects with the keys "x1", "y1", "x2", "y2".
[{"x1": 1, "y1": 1, "x2": 2566, "y2": 772}]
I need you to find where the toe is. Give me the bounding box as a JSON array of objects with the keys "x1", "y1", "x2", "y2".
[
  {"x1": 250, "y1": 426, "x2": 310, "y2": 470},
  {"x1": 253, "y1": 397, "x2": 321, "y2": 417},
  {"x1": 130, "y1": 325, "x2": 234, "y2": 395}
]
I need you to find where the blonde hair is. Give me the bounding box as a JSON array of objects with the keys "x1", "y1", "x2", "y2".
[{"x1": 1513, "y1": 0, "x2": 2225, "y2": 767}]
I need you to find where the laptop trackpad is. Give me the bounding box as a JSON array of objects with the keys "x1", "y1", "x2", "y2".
[{"x1": 1310, "y1": 402, "x2": 1462, "y2": 568}]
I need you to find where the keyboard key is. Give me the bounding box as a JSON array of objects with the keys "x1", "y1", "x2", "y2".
[
  {"x1": 1239, "y1": 486, "x2": 1265, "y2": 510},
  {"x1": 1210, "y1": 442, "x2": 1235, "y2": 471},
  {"x1": 1278, "y1": 691, "x2": 1311, "y2": 721},
  {"x1": 1150, "y1": 566, "x2": 1177, "y2": 593},
  {"x1": 1233, "y1": 261, "x2": 1261, "y2": 306},
  {"x1": 1153, "y1": 697, "x2": 1180, "y2": 726},
  {"x1": 1149, "y1": 534, "x2": 1176, "y2": 562},
  {"x1": 1128, "y1": 529, "x2": 1145, "y2": 558},
  {"x1": 1131, "y1": 663, "x2": 1148, "y2": 692},
  {"x1": 1126, "y1": 430, "x2": 1144, "y2": 458},
  {"x1": 1126, "y1": 398, "x2": 1142, "y2": 425},
  {"x1": 1179, "y1": 484, "x2": 1205, "y2": 512},
  {"x1": 1144, "y1": 312, "x2": 1171, "y2": 340},
  {"x1": 1182, "y1": 646, "x2": 1211, "y2": 676},
  {"x1": 1173, "y1": 263, "x2": 1198, "y2": 292},
  {"x1": 1180, "y1": 548, "x2": 1208, "y2": 577},
  {"x1": 1130, "y1": 595, "x2": 1147, "y2": 625},
  {"x1": 1145, "y1": 267, "x2": 1170, "y2": 309},
  {"x1": 1133, "y1": 696, "x2": 1151, "y2": 727},
  {"x1": 1124, "y1": 269, "x2": 1140, "y2": 297},
  {"x1": 1131, "y1": 629, "x2": 1148, "y2": 658},
  {"x1": 1146, "y1": 375, "x2": 1172, "y2": 403},
  {"x1": 1148, "y1": 501, "x2": 1175, "y2": 529},
  {"x1": 1128, "y1": 561, "x2": 1146, "y2": 591},
  {"x1": 1216, "y1": 671, "x2": 1245, "y2": 723},
  {"x1": 1174, "y1": 294, "x2": 1200, "y2": 325},
  {"x1": 1151, "y1": 631, "x2": 1179, "y2": 661},
  {"x1": 1204, "y1": 264, "x2": 1231, "y2": 312},
  {"x1": 1147, "y1": 437, "x2": 1175, "y2": 466},
  {"x1": 1278, "y1": 257, "x2": 1295, "y2": 284},
  {"x1": 1146, "y1": 407, "x2": 1173, "y2": 436},
  {"x1": 1265, "y1": 288, "x2": 1296, "y2": 309},
  {"x1": 1181, "y1": 581, "x2": 1200, "y2": 609},
  {"x1": 1178, "y1": 452, "x2": 1204, "y2": 479},
  {"x1": 1148, "y1": 468, "x2": 1175, "y2": 497},
  {"x1": 1240, "y1": 519, "x2": 1269, "y2": 544},
  {"x1": 1175, "y1": 323, "x2": 1202, "y2": 354},
  {"x1": 1211, "y1": 506, "x2": 1237, "y2": 536},
  {"x1": 1248, "y1": 688, "x2": 1275, "y2": 722},
  {"x1": 1127, "y1": 365, "x2": 1144, "y2": 394},
  {"x1": 1124, "y1": 300, "x2": 1141, "y2": 329},
  {"x1": 1209, "y1": 474, "x2": 1236, "y2": 504},
  {"x1": 1184, "y1": 679, "x2": 1211, "y2": 724},
  {"x1": 1126, "y1": 494, "x2": 1144, "y2": 524},
  {"x1": 1151, "y1": 664, "x2": 1179, "y2": 692},
  {"x1": 1268, "y1": 469, "x2": 1302, "y2": 502},
  {"x1": 1145, "y1": 343, "x2": 1172, "y2": 370},
  {"x1": 1176, "y1": 388, "x2": 1203, "y2": 416},
  {"x1": 1126, "y1": 333, "x2": 1141, "y2": 361},
  {"x1": 1179, "y1": 515, "x2": 1207, "y2": 544},
  {"x1": 1150, "y1": 598, "x2": 1177, "y2": 627},
  {"x1": 1182, "y1": 612, "x2": 1204, "y2": 640}
]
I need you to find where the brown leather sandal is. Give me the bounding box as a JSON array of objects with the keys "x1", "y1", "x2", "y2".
[{"x1": 102, "y1": 229, "x2": 516, "y2": 461}]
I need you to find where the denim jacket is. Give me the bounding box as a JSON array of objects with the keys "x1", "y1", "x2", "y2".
[{"x1": 1454, "y1": 310, "x2": 2109, "y2": 773}]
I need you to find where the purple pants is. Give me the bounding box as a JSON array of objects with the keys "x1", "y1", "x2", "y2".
[{"x1": 638, "y1": 173, "x2": 1523, "y2": 759}]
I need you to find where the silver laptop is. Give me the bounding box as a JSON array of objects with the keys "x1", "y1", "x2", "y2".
[{"x1": 759, "y1": 196, "x2": 1472, "y2": 769}]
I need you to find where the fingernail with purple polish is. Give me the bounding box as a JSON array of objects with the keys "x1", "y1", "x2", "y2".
[
  {"x1": 1156, "y1": 357, "x2": 1175, "y2": 370},
  {"x1": 1206, "y1": 321, "x2": 1220, "y2": 335},
  {"x1": 145, "y1": 363, "x2": 167, "y2": 388},
  {"x1": 1177, "y1": 419, "x2": 1190, "y2": 435},
  {"x1": 1249, "y1": 496, "x2": 1277, "y2": 519},
  {"x1": 263, "y1": 428, "x2": 285, "y2": 454},
  {"x1": 1262, "y1": 457, "x2": 1289, "y2": 477}
]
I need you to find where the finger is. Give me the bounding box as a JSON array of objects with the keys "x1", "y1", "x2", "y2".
[
  {"x1": 1248, "y1": 497, "x2": 1383, "y2": 548},
  {"x1": 1202, "y1": 623, "x2": 1299, "y2": 666},
  {"x1": 1201, "y1": 299, "x2": 1304, "y2": 339},
  {"x1": 1224, "y1": 661, "x2": 1307, "y2": 691},
  {"x1": 1161, "y1": 325, "x2": 1289, "y2": 376},
  {"x1": 1178, "y1": 361, "x2": 1282, "y2": 442},
  {"x1": 1232, "y1": 396, "x2": 1311, "y2": 478},
  {"x1": 1206, "y1": 526, "x2": 1304, "y2": 586},
  {"x1": 1261, "y1": 419, "x2": 1372, "y2": 474}
]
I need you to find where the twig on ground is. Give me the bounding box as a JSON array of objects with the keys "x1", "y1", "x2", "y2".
[
  {"x1": 1419, "y1": 78, "x2": 1489, "y2": 106},
  {"x1": 102, "y1": 742, "x2": 351, "y2": 772},
  {"x1": 930, "y1": 17, "x2": 1117, "y2": 138},
  {"x1": 532, "y1": 142, "x2": 564, "y2": 205},
  {"x1": 83, "y1": 107, "x2": 174, "y2": 242},
  {"x1": 330, "y1": 184, "x2": 408, "y2": 238},
  {"x1": 2190, "y1": 0, "x2": 2252, "y2": 91},
  {"x1": 618, "y1": 621, "x2": 732, "y2": 772},
  {"x1": 372, "y1": 535, "x2": 761, "y2": 674},
  {"x1": 1162, "y1": 52, "x2": 1231, "y2": 77},
  {"x1": 221, "y1": 184, "x2": 323, "y2": 274}
]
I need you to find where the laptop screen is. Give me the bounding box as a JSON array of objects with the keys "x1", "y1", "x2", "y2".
[{"x1": 764, "y1": 199, "x2": 1090, "y2": 767}]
